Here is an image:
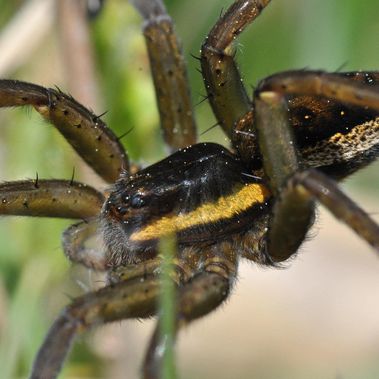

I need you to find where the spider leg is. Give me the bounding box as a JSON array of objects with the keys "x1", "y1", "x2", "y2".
[
  {"x1": 201, "y1": 0, "x2": 271, "y2": 139},
  {"x1": 258, "y1": 70, "x2": 379, "y2": 111},
  {"x1": 131, "y1": 0, "x2": 197, "y2": 150},
  {"x1": 143, "y1": 248, "x2": 236, "y2": 379},
  {"x1": 254, "y1": 90, "x2": 379, "y2": 262},
  {"x1": 29, "y1": 274, "x2": 161, "y2": 379},
  {"x1": 290, "y1": 169, "x2": 379, "y2": 250},
  {"x1": 0, "y1": 179, "x2": 104, "y2": 218},
  {"x1": 0, "y1": 80, "x2": 128, "y2": 182}
]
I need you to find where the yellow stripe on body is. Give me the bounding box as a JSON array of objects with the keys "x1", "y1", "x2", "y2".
[{"x1": 131, "y1": 183, "x2": 270, "y2": 242}]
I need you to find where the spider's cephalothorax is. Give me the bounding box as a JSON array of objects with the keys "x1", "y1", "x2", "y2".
[
  {"x1": 1, "y1": 0, "x2": 379, "y2": 378},
  {"x1": 102, "y1": 142, "x2": 271, "y2": 268}
]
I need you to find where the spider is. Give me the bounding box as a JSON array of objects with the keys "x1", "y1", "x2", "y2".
[{"x1": 1, "y1": 0, "x2": 379, "y2": 378}]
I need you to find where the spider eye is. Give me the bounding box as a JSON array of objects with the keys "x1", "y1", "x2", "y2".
[
  {"x1": 121, "y1": 193, "x2": 130, "y2": 204},
  {"x1": 130, "y1": 193, "x2": 146, "y2": 208}
]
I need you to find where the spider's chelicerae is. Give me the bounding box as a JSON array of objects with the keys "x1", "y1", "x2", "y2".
[{"x1": 1, "y1": 0, "x2": 379, "y2": 378}]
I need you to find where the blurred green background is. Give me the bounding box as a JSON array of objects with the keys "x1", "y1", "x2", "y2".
[{"x1": 0, "y1": 0, "x2": 378, "y2": 378}]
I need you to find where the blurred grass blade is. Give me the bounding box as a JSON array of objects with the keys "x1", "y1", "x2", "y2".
[{"x1": 159, "y1": 234, "x2": 177, "y2": 379}]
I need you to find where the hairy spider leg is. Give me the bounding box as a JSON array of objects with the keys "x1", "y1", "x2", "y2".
[
  {"x1": 0, "y1": 80, "x2": 128, "y2": 182},
  {"x1": 200, "y1": 0, "x2": 271, "y2": 139},
  {"x1": 254, "y1": 80, "x2": 379, "y2": 262},
  {"x1": 131, "y1": 0, "x2": 197, "y2": 150}
]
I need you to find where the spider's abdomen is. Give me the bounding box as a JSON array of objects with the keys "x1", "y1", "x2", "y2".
[
  {"x1": 290, "y1": 72, "x2": 379, "y2": 178},
  {"x1": 101, "y1": 143, "x2": 270, "y2": 267}
]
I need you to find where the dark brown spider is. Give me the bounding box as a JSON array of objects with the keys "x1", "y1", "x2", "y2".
[{"x1": 1, "y1": 0, "x2": 379, "y2": 378}]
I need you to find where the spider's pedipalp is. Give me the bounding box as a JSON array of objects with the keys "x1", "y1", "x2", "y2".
[
  {"x1": 0, "y1": 79, "x2": 128, "y2": 182},
  {"x1": 62, "y1": 219, "x2": 106, "y2": 270}
]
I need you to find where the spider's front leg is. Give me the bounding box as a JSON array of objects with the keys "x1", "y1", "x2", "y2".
[
  {"x1": 0, "y1": 80, "x2": 128, "y2": 182},
  {"x1": 253, "y1": 72, "x2": 379, "y2": 262}
]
